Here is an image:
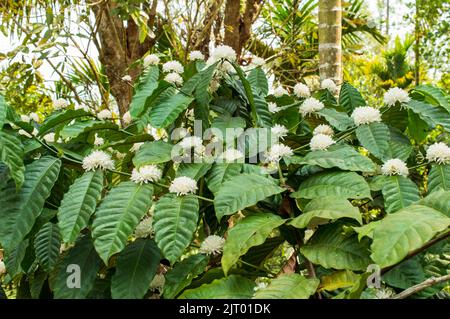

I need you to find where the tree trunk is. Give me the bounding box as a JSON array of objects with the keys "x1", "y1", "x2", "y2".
[
  {"x1": 414, "y1": 0, "x2": 421, "y2": 85},
  {"x1": 318, "y1": 0, "x2": 342, "y2": 83}
]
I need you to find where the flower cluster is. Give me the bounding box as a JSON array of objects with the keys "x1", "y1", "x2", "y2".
[
  {"x1": 381, "y1": 159, "x2": 409, "y2": 176},
  {"x1": 131, "y1": 165, "x2": 163, "y2": 184},
  {"x1": 268, "y1": 102, "x2": 280, "y2": 113},
  {"x1": 169, "y1": 176, "x2": 198, "y2": 195},
  {"x1": 383, "y1": 87, "x2": 410, "y2": 106},
  {"x1": 97, "y1": 109, "x2": 113, "y2": 120},
  {"x1": 310, "y1": 134, "x2": 335, "y2": 151},
  {"x1": 82, "y1": 150, "x2": 115, "y2": 171},
  {"x1": 313, "y1": 124, "x2": 334, "y2": 136},
  {"x1": 426, "y1": 142, "x2": 450, "y2": 164},
  {"x1": 299, "y1": 98, "x2": 325, "y2": 117},
  {"x1": 265, "y1": 143, "x2": 294, "y2": 162},
  {"x1": 321, "y1": 79, "x2": 338, "y2": 94},
  {"x1": 200, "y1": 235, "x2": 225, "y2": 255},
  {"x1": 162, "y1": 60, "x2": 184, "y2": 74},
  {"x1": 219, "y1": 149, "x2": 244, "y2": 162},
  {"x1": 351, "y1": 106, "x2": 382, "y2": 126},
  {"x1": 271, "y1": 124, "x2": 289, "y2": 139},
  {"x1": 164, "y1": 72, "x2": 183, "y2": 86},
  {"x1": 272, "y1": 86, "x2": 288, "y2": 97},
  {"x1": 143, "y1": 54, "x2": 160, "y2": 67},
  {"x1": 293, "y1": 83, "x2": 310, "y2": 98},
  {"x1": 53, "y1": 98, "x2": 68, "y2": 110},
  {"x1": 188, "y1": 50, "x2": 205, "y2": 61}
]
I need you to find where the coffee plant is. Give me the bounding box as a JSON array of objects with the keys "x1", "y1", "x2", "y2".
[{"x1": 0, "y1": 48, "x2": 449, "y2": 299}]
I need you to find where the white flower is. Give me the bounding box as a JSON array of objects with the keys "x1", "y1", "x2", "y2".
[
  {"x1": 265, "y1": 143, "x2": 294, "y2": 162},
  {"x1": 97, "y1": 109, "x2": 113, "y2": 120},
  {"x1": 169, "y1": 176, "x2": 198, "y2": 195},
  {"x1": 75, "y1": 104, "x2": 90, "y2": 112},
  {"x1": 53, "y1": 98, "x2": 68, "y2": 110},
  {"x1": 162, "y1": 60, "x2": 184, "y2": 74},
  {"x1": 268, "y1": 102, "x2": 280, "y2": 113},
  {"x1": 82, "y1": 150, "x2": 115, "y2": 171},
  {"x1": 293, "y1": 83, "x2": 311, "y2": 98},
  {"x1": 20, "y1": 114, "x2": 30, "y2": 122},
  {"x1": 179, "y1": 136, "x2": 203, "y2": 149},
  {"x1": 351, "y1": 106, "x2": 382, "y2": 126},
  {"x1": 164, "y1": 72, "x2": 183, "y2": 86},
  {"x1": 299, "y1": 98, "x2": 325, "y2": 117},
  {"x1": 310, "y1": 134, "x2": 335, "y2": 151},
  {"x1": 271, "y1": 124, "x2": 289, "y2": 139},
  {"x1": 272, "y1": 86, "x2": 288, "y2": 97},
  {"x1": 211, "y1": 45, "x2": 237, "y2": 62},
  {"x1": 321, "y1": 78, "x2": 338, "y2": 93},
  {"x1": 0, "y1": 261, "x2": 6, "y2": 275},
  {"x1": 219, "y1": 149, "x2": 244, "y2": 162},
  {"x1": 134, "y1": 216, "x2": 153, "y2": 238},
  {"x1": 18, "y1": 128, "x2": 38, "y2": 138},
  {"x1": 146, "y1": 124, "x2": 167, "y2": 141},
  {"x1": 375, "y1": 288, "x2": 394, "y2": 299},
  {"x1": 383, "y1": 87, "x2": 410, "y2": 106},
  {"x1": 131, "y1": 165, "x2": 162, "y2": 184},
  {"x1": 189, "y1": 50, "x2": 205, "y2": 61},
  {"x1": 200, "y1": 235, "x2": 225, "y2": 255},
  {"x1": 43, "y1": 133, "x2": 56, "y2": 143},
  {"x1": 143, "y1": 54, "x2": 160, "y2": 67},
  {"x1": 313, "y1": 124, "x2": 334, "y2": 136},
  {"x1": 94, "y1": 134, "x2": 104, "y2": 146},
  {"x1": 131, "y1": 142, "x2": 144, "y2": 152},
  {"x1": 121, "y1": 74, "x2": 132, "y2": 82},
  {"x1": 123, "y1": 111, "x2": 132, "y2": 126},
  {"x1": 115, "y1": 151, "x2": 126, "y2": 160},
  {"x1": 29, "y1": 112, "x2": 40, "y2": 122},
  {"x1": 149, "y1": 274, "x2": 165, "y2": 290},
  {"x1": 381, "y1": 158, "x2": 409, "y2": 176},
  {"x1": 251, "y1": 56, "x2": 265, "y2": 67},
  {"x1": 426, "y1": 142, "x2": 450, "y2": 164}
]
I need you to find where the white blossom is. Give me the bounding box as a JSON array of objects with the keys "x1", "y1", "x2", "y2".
[
  {"x1": 97, "y1": 109, "x2": 113, "y2": 120},
  {"x1": 0, "y1": 261, "x2": 6, "y2": 275},
  {"x1": 18, "y1": 128, "x2": 38, "y2": 138},
  {"x1": 426, "y1": 142, "x2": 450, "y2": 164},
  {"x1": 43, "y1": 133, "x2": 56, "y2": 143},
  {"x1": 313, "y1": 124, "x2": 334, "y2": 136},
  {"x1": 20, "y1": 114, "x2": 30, "y2": 122},
  {"x1": 268, "y1": 102, "x2": 280, "y2": 113},
  {"x1": 219, "y1": 149, "x2": 244, "y2": 162},
  {"x1": 351, "y1": 106, "x2": 382, "y2": 126},
  {"x1": 134, "y1": 216, "x2": 154, "y2": 238},
  {"x1": 121, "y1": 75, "x2": 132, "y2": 82},
  {"x1": 131, "y1": 142, "x2": 144, "y2": 153},
  {"x1": 188, "y1": 50, "x2": 205, "y2": 61},
  {"x1": 265, "y1": 143, "x2": 294, "y2": 162},
  {"x1": 131, "y1": 165, "x2": 162, "y2": 184},
  {"x1": 310, "y1": 134, "x2": 335, "y2": 151},
  {"x1": 53, "y1": 98, "x2": 68, "y2": 110},
  {"x1": 321, "y1": 78, "x2": 338, "y2": 94},
  {"x1": 146, "y1": 124, "x2": 167, "y2": 141},
  {"x1": 271, "y1": 124, "x2": 289, "y2": 139},
  {"x1": 383, "y1": 87, "x2": 410, "y2": 106},
  {"x1": 272, "y1": 86, "x2": 288, "y2": 97},
  {"x1": 210, "y1": 45, "x2": 237, "y2": 62},
  {"x1": 164, "y1": 72, "x2": 183, "y2": 86},
  {"x1": 179, "y1": 136, "x2": 203, "y2": 149},
  {"x1": 293, "y1": 83, "x2": 311, "y2": 98},
  {"x1": 143, "y1": 54, "x2": 160, "y2": 67},
  {"x1": 115, "y1": 151, "x2": 126, "y2": 160},
  {"x1": 251, "y1": 56, "x2": 265, "y2": 67},
  {"x1": 75, "y1": 104, "x2": 90, "y2": 112},
  {"x1": 299, "y1": 97, "x2": 325, "y2": 117},
  {"x1": 169, "y1": 176, "x2": 198, "y2": 195},
  {"x1": 375, "y1": 288, "x2": 394, "y2": 299},
  {"x1": 200, "y1": 235, "x2": 225, "y2": 255},
  {"x1": 123, "y1": 111, "x2": 132, "y2": 126},
  {"x1": 29, "y1": 112, "x2": 40, "y2": 122},
  {"x1": 162, "y1": 60, "x2": 184, "y2": 74},
  {"x1": 94, "y1": 134, "x2": 104, "y2": 146},
  {"x1": 381, "y1": 158, "x2": 409, "y2": 176},
  {"x1": 82, "y1": 150, "x2": 115, "y2": 171}
]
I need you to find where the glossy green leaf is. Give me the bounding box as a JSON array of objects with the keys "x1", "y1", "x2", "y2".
[
  {"x1": 38, "y1": 109, "x2": 92, "y2": 136},
  {"x1": 129, "y1": 65, "x2": 160, "y2": 118},
  {"x1": 34, "y1": 222, "x2": 61, "y2": 272},
  {"x1": 339, "y1": 82, "x2": 365, "y2": 114},
  {"x1": 0, "y1": 130, "x2": 25, "y2": 189},
  {"x1": 254, "y1": 274, "x2": 319, "y2": 299},
  {"x1": 317, "y1": 108, "x2": 354, "y2": 131},
  {"x1": 428, "y1": 164, "x2": 450, "y2": 194},
  {"x1": 205, "y1": 163, "x2": 242, "y2": 194},
  {"x1": 179, "y1": 275, "x2": 255, "y2": 299},
  {"x1": 406, "y1": 100, "x2": 450, "y2": 131},
  {"x1": 132, "y1": 140, "x2": 173, "y2": 166},
  {"x1": 382, "y1": 175, "x2": 420, "y2": 213},
  {"x1": 355, "y1": 122, "x2": 390, "y2": 160},
  {"x1": 150, "y1": 93, "x2": 194, "y2": 128},
  {"x1": 60, "y1": 120, "x2": 118, "y2": 140}
]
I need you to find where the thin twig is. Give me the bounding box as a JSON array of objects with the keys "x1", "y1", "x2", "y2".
[{"x1": 391, "y1": 274, "x2": 450, "y2": 299}]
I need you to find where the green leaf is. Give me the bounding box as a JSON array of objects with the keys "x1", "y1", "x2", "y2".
[
  {"x1": 53, "y1": 235, "x2": 101, "y2": 299},
  {"x1": 0, "y1": 156, "x2": 61, "y2": 253},
  {"x1": 129, "y1": 65, "x2": 160, "y2": 118},
  {"x1": 370, "y1": 205, "x2": 450, "y2": 267},
  {"x1": 38, "y1": 109, "x2": 92, "y2": 136},
  {"x1": 407, "y1": 110, "x2": 429, "y2": 144},
  {"x1": 381, "y1": 106, "x2": 408, "y2": 131},
  {"x1": 164, "y1": 254, "x2": 210, "y2": 299},
  {"x1": 406, "y1": 100, "x2": 450, "y2": 131},
  {"x1": 294, "y1": 144, "x2": 375, "y2": 172},
  {"x1": 60, "y1": 120, "x2": 118, "y2": 140},
  {"x1": 248, "y1": 67, "x2": 269, "y2": 96},
  {"x1": 417, "y1": 190, "x2": 450, "y2": 217},
  {"x1": 221, "y1": 213, "x2": 285, "y2": 275},
  {"x1": 92, "y1": 182, "x2": 154, "y2": 263},
  {"x1": 292, "y1": 171, "x2": 371, "y2": 199},
  {"x1": 319, "y1": 270, "x2": 360, "y2": 292},
  {"x1": 300, "y1": 222, "x2": 372, "y2": 271},
  {"x1": 205, "y1": 163, "x2": 242, "y2": 194},
  {"x1": 176, "y1": 163, "x2": 212, "y2": 181},
  {"x1": 230, "y1": 62, "x2": 258, "y2": 126},
  {"x1": 382, "y1": 176, "x2": 420, "y2": 213},
  {"x1": 34, "y1": 222, "x2": 61, "y2": 272},
  {"x1": 317, "y1": 108, "x2": 354, "y2": 131},
  {"x1": 214, "y1": 174, "x2": 284, "y2": 220},
  {"x1": 384, "y1": 127, "x2": 413, "y2": 161},
  {"x1": 428, "y1": 164, "x2": 450, "y2": 194},
  {"x1": 412, "y1": 85, "x2": 449, "y2": 112},
  {"x1": 0, "y1": 131, "x2": 25, "y2": 189},
  {"x1": 179, "y1": 275, "x2": 255, "y2": 299},
  {"x1": 111, "y1": 239, "x2": 161, "y2": 299},
  {"x1": 339, "y1": 82, "x2": 365, "y2": 114},
  {"x1": 58, "y1": 170, "x2": 104, "y2": 243},
  {"x1": 289, "y1": 197, "x2": 361, "y2": 229},
  {"x1": 149, "y1": 93, "x2": 194, "y2": 128},
  {"x1": 0, "y1": 95, "x2": 7, "y2": 128},
  {"x1": 253, "y1": 92, "x2": 272, "y2": 127},
  {"x1": 383, "y1": 257, "x2": 426, "y2": 289},
  {"x1": 153, "y1": 194, "x2": 199, "y2": 264},
  {"x1": 254, "y1": 274, "x2": 319, "y2": 299},
  {"x1": 192, "y1": 63, "x2": 218, "y2": 127},
  {"x1": 355, "y1": 122, "x2": 390, "y2": 160},
  {"x1": 133, "y1": 140, "x2": 173, "y2": 166},
  {"x1": 4, "y1": 240, "x2": 29, "y2": 277}
]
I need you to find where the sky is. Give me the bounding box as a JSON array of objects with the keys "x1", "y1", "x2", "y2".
[{"x1": 0, "y1": 0, "x2": 412, "y2": 86}]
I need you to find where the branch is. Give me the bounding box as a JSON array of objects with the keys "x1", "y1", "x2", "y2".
[{"x1": 392, "y1": 274, "x2": 450, "y2": 299}]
